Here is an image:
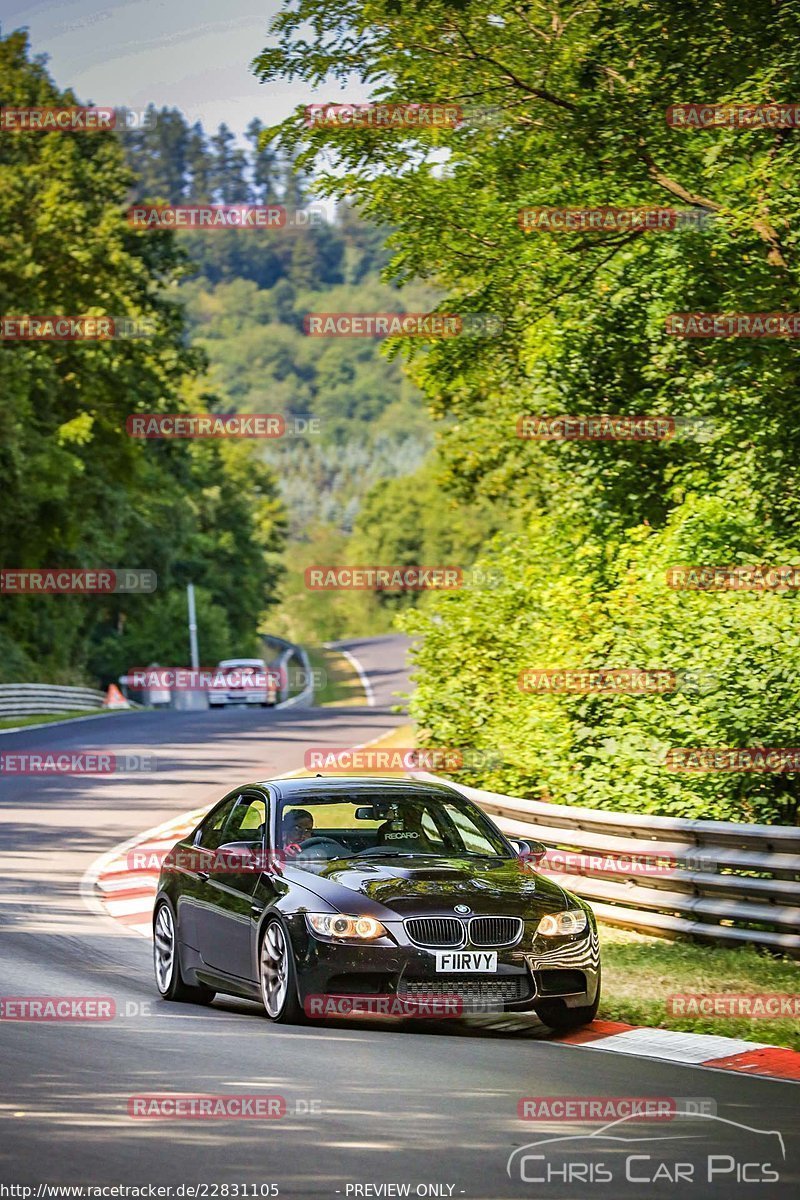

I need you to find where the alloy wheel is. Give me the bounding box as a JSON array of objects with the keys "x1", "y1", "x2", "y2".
[
  {"x1": 260, "y1": 922, "x2": 289, "y2": 1017},
  {"x1": 154, "y1": 904, "x2": 176, "y2": 993}
]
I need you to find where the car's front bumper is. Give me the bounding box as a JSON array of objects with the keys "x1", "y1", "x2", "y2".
[{"x1": 284, "y1": 915, "x2": 600, "y2": 1016}]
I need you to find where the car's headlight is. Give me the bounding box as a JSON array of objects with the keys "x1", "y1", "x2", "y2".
[
  {"x1": 535, "y1": 909, "x2": 588, "y2": 938},
  {"x1": 306, "y1": 913, "x2": 386, "y2": 940}
]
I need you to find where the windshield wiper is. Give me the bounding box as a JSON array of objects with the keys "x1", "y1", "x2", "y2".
[
  {"x1": 460, "y1": 852, "x2": 508, "y2": 860},
  {"x1": 347, "y1": 851, "x2": 440, "y2": 859}
]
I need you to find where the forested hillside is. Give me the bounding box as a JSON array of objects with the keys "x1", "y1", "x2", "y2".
[{"x1": 123, "y1": 107, "x2": 492, "y2": 641}]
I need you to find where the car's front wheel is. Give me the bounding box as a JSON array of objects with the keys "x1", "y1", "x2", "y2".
[
  {"x1": 153, "y1": 900, "x2": 216, "y2": 1005},
  {"x1": 534, "y1": 971, "x2": 600, "y2": 1032},
  {"x1": 259, "y1": 918, "x2": 304, "y2": 1023}
]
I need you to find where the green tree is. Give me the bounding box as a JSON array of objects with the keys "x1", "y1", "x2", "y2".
[
  {"x1": 0, "y1": 30, "x2": 286, "y2": 683},
  {"x1": 127, "y1": 106, "x2": 189, "y2": 201},
  {"x1": 209, "y1": 123, "x2": 250, "y2": 202},
  {"x1": 186, "y1": 120, "x2": 214, "y2": 200},
  {"x1": 254, "y1": 0, "x2": 800, "y2": 820},
  {"x1": 246, "y1": 118, "x2": 279, "y2": 202}
]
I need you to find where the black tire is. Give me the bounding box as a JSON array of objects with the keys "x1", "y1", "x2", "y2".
[
  {"x1": 534, "y1": 972, "x2": 601, "y2": 1033},
  {"x1": 153, "y1": 900, "x2": 216, "y2": 1005},
  {"x1": 259, "y1": 917, "x2": 305, "y2": 1024}
]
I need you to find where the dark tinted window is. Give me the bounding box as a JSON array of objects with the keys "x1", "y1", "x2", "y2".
[
  {"x1": 224, "y1": 793, "x2": 267, "y2": 843},
  {"x1": 195, "y1": 795, "x2": 239, "y2": 850}
]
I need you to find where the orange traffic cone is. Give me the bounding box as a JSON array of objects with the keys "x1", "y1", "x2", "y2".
[{"x1": 104, "y1": 683, "x2": 129, "y2": 709}]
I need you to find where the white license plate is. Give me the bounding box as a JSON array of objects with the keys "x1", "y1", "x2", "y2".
[{"x1": 434, "y1": 951, "x2": 498, "y2": 973}]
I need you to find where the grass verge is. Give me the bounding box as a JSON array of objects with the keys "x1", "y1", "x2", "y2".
[
  {"x1": 0, "y1": 709, "x2": 129, "y2": 731},
  {"x1": 598, "y1": 925, "x2": 799, "y2": 1050},
  {"x1": 305, "y1": 645, "x2": 367, "y2": 707}
]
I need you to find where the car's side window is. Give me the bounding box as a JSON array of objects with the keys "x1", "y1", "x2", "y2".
[
  {"x1": 223, "y1": 792, "x2": 267, "y2": 843},
  {"x1": 195, "y1": 795, "x2": 240, "y2": 851}
]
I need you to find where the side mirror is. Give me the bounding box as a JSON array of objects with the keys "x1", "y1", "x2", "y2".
[{"x1": 509, "y1": 838, "x2": 548, "y2": 864}]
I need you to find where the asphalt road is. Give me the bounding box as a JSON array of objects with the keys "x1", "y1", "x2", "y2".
[{"x1": 0, "y1": 635, "x2": 796, "y2": 1198}]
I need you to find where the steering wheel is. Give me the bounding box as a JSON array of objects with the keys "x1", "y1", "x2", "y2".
[{"x1": 292, "y1": 836, "x2": 349, "y2": 861}]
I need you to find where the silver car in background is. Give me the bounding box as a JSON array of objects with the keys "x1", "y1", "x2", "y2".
[{"x1": 208, "y1": 658, "x2": 278, "y2": 708}]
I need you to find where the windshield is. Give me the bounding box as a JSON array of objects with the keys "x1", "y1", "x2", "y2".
[{"x1": 277, "y1": 791, "x2": 512, "y2": 867}]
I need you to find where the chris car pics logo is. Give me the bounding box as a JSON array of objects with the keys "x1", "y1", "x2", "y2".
[{"x1": 507, "y1": 1112, "x2": 784, "y2": 1186}]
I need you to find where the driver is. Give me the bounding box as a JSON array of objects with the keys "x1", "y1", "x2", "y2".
[
  {"x1": 282, "y1": 809, "x2": 314, "y2": 846},
  {"x1": 281, "y1": 807, "x2": 349, "y2": 865}
]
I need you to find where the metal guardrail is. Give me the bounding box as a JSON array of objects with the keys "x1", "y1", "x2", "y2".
[
  {"x1": 261, "y1": 635, "x2": 315, "y2": 708},
  {"x1": 422, "y1": 774, "x2": 800, "y2": 957},
  {"x1": 275, "y1": 644, "x2": 315, "y2": 708},
  {"x1": 0, "y1": 683, "x2": 108, "y2": 717}
]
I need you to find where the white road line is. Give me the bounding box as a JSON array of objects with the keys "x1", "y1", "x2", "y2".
[{"x1": 331, "y1": 646, "x2": 375, "y2": 707}]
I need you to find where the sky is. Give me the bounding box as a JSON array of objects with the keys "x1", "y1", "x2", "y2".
[{"x1": 1, "y1": 0, "x2": 367, "y2": 138}]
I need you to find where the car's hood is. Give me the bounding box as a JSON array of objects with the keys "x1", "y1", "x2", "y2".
[{"x1": 284, "y1": 854, "x2": 571, "y2": 919}]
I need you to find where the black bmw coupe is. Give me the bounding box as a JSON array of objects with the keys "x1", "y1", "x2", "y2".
[{"x1": 153, "y1": 776, "x2": 600, "y2": 1029}]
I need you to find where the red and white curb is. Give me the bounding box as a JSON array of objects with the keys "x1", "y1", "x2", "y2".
[
  {"x1": 83, "y1": 809, "x2": 800, "y2": 1083},
  {"x1": 555, "y1": 1019, "x2": 800, "y2": 1082},
  {"x1": 81, "y1": 805, "x2": 210, "y2": 938}
]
